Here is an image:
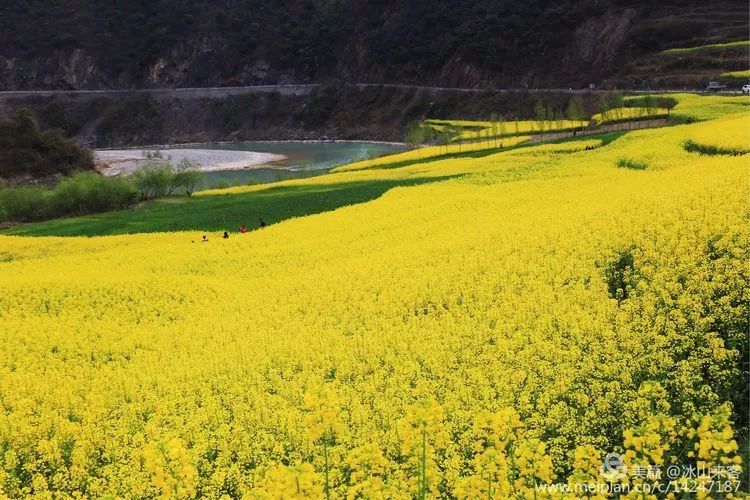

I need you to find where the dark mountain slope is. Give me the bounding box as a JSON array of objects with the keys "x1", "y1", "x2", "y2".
[{"x1": 0, "y1": 0, "x2": 747, "y2": 90}]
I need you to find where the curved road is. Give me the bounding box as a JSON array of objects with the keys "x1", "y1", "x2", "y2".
[{"x1": 0, "y1": 83, "x2": 743, "y2": 100}]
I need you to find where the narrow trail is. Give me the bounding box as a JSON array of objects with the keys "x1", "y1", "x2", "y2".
[{"x1": 529, "y1": 118, "x2": 671, "y2": 143}]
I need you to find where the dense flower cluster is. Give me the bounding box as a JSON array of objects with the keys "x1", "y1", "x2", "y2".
[
  {"x1": 683, "y1": 113, "x2": 749, "y2": 152},
  {"x1": 0, "y1": 95, "x2": 747, "y2": 496}
]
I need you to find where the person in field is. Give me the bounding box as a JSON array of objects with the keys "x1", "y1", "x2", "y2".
[
  {"x1": 223, "y1": 231, "x2": 229, "y2": 239},
  {"x1": 259, "y1": 218, "x2": 267, "y2": 228},
  {"x1": 240, "y1": 224, "x2": 247, "y2": 234},
  {"x1": 201, "y1": 235, "x2": 208, "y2": 243}
]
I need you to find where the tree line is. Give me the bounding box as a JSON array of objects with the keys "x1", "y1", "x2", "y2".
[
  {"x1": 0, "y1": 158, "x2": 203, "y2": 224},
  {"x1": 0, "y1": 109, "x2": 204, "y2": 224},
  {"x1": 405, "y1": 92, "x2": 676, "y2": 151}
]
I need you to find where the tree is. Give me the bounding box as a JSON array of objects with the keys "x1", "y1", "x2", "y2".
[
  {"x1": 174, "y1": 158, "x2": 203, "y2": 197},
  {"x1": 131, "y1": 163, "x2": 175, "y2": 199},
  {"x1": 489, "y1": 114, "x2": 499, "y2": 148},
  {"x1": 405, "y1": 122, "x2": 426, "y2": 149},
  {"x1": 641, "y1": 93, "x2": 655, "y2": 116},
  {"x1": 609, "y1": 91, "x2": 625, "y2": 124},
  {"x1": 566, "y1": 95, "x2": 586, "y2": 131},
  {"x1": 0, "y1": 108, "x2": 93, "y2": 178},
  {"x1": 534, "y1": 101, "x2": 548, "y2": 139},
  {"x1": 599, "y1": 91, "x2": 626, "y2": 129},
  {"x1": 497, "y1": 116, "x2": 506, "y2": 148},
  {"x1": 454, "y1": 125, "x2": 464, "y2": 152},
  {"x1": 439, "y1": 130, "x2": 452, "y2": 154},
  {"x1": 598, "y1": 94, "x2": 612, "y2": 129},
  {"x1": 550, "y1": 106, "x2": 560, "y2": 131}
]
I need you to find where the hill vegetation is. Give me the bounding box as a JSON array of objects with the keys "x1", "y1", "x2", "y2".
[
  {"x1": 0, "y1": 109, "x2": 93, "y2": 181},
  {"x1": 0, "y1": 0, "x2": 747, "y2": 90}
]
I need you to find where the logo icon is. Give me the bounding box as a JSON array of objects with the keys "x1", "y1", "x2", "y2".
[{"x1": 600, "y1": 452, "x2": 628, "y2": 480}]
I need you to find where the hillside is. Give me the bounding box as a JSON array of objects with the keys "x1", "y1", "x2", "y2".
[
  {"x1": 0, "y1": 94, "x2": 747, "y2": 496},
  {"x1": 0, "y1": 0, "x2": 747, "y2": 90},
  {"x1": 1, "y1": 87, "x2": 611, "y2": 148}
]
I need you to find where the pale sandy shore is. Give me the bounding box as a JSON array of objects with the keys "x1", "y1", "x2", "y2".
[{"x1": 96, "y1": 149, "x2": 287, "y2": 176}]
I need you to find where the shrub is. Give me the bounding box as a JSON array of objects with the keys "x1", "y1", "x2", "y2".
[
  {"x1": 0, "y1": 187, "x2": 51, "y2": 222},
  {"x1": 683, "y1": 139, "x2": 748, "y2": 156},
  {"x1": 131, "y1": 163, "x2": 176, "y2": 199},
  {"x1": 0, "y1": 173, "x2": 138, "y2": 223},
  {"x1": 173, "y1": 158, "x2": 203, "y2": 197},
  {"x1": 143, "y1": 150, "x2": 165, "y2": 160},
  {"x1": 625, "y1": 96, "x2": 678, "y2": 110},
  {"x1": 0, "y1": 108, "x2": 93, "y2": 177},
  {"x1": 616, "y1": 158, "x2": 649, "y2": 170},
  {"x1": 52, "y1": 172, "x2": 137, "y2": 215},
  {"x1": 606, "y1": 248, "x2": 635, "y2": 302}
]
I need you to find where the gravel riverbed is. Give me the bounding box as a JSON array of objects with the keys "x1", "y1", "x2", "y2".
[{"x1": 96, "y1": 149, "x2": 287, "y2": 176}]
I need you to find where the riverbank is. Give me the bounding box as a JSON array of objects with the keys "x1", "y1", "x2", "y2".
[{"x1": 96, "y1": 149, "x2": 287, "y2": 176}]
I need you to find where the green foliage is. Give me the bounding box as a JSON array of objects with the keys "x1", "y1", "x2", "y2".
[
  {"x1": 0, "y1": 187, "x2": 51, "y2": 221},
  {"x1": 534, "y1": 101, "x2": 548, "y2": 133},
  {"x1": 683, "y1": 139, "x2": 749, "y2": 156},
  {"x1": 626, "y1": 95, "x2": 677, "y2": 110},
  {"x1": 173, "y1": 158, "x2": 203, "y2": 197},
  {"x1": 404, "y1": 122, "x2": 435, "y2": 148},
  {"x1": 0, "y1": 158, "x2": 204, "y2": 223},
  {"x1": 565, "y1": 95, "x2": 586, "y2": 124},
  {"x1": 131, "y1": 163, "x2": 176, "y2": 199},
  {"x1": 52, "y1": 172, "x2": 137, "y2": 216},
  {"x1": 606, "y1": 249, "x2": 635, "y2": 301},
  {"x1": 0, "y1": 108, "x2": 93, "y2": 178},
  {"x1": 616, "y1": 158, "x2": 649, "y2": 170},
  {"x1": 5, "y1": 176, "x2": 457, "y2": 236},
  {"x1": 0, "y1": 173, "x2": 137, "y2": 223},
  {"x1": 599, "y1": 91, "x2": 626, "y2": 122},
  {"x1": 97, "y1": 95, "x2": 164, "y2": 146}
]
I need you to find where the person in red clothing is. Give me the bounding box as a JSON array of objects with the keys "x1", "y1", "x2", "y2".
[{"x1": 240, "y1": 224, "x2": 247, "y2": 234}]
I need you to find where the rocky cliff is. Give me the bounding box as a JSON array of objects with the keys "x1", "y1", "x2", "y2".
[{"x1": 0, "y1": 0, "x2": 747, "y2": 91}]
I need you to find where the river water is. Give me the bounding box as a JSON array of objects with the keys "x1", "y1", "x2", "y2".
[{"x1": 176, "y1": 142, "x2": 405, "y2": 189}]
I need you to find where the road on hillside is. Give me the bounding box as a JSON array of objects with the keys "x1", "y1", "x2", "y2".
[{"x1": 0, "y1": 83, "x2": 744, "y2": 100}]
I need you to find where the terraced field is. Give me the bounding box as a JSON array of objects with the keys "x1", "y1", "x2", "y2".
[{"x1": 0, "y1": 94, "x2": 747, "y2": 497}]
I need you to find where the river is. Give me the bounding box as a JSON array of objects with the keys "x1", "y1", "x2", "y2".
[
  {"x1": 96, "y1": 141, "x2": 405, "y2": 190},
  {"x1": 187, "y1": 142, "x2": 404, "y2": 189}
]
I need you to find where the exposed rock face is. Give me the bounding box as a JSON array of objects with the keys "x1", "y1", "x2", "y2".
[
  {"x1": 575, "y1": 9, "x2": 638, "y2": 67},
  {"x1": 0, "y1": 50, "x2": 109, "y2": 90},
  {"x1": 0, "y1": 1, "x2": 745, "y2": 91}
]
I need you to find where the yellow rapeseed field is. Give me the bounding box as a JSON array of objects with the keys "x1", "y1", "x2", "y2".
[
  {"x1": 426, "y1": 119, "x2": 586, "y2": 141},
  {"x1": 683, "y1": 113, "x2": 750, "y2": 152},
  {"x1": 590, "y1": 107, "x2": 669, "y2": 126},
  {"x1": 722, "y1": 69, "x2": 750, "y2": 79},
  {"x1": 0, "y1": 94, "x2": 748, "y2": 497},
  {"x1": 331, "y1": 135, "x2": 531, "y2": 173}
]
